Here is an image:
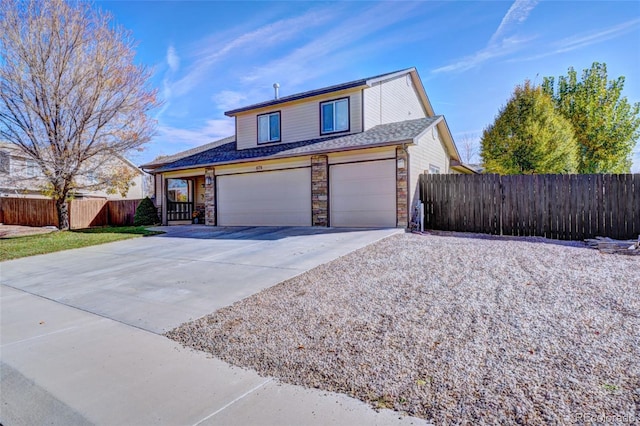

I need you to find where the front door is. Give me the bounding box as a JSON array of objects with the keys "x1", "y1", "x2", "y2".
[{"x1": 166, "y1": 178, "x2": 193, "y2": 221}]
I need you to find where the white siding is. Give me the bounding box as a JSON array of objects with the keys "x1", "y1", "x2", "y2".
[
  {"x1": 408, "y1": 125, "x2": 450, "y2": 220},
  {"x1": 235, "y1": 90, "x2": 362, "y2": 150},
  {"x1": 363, "y1": 74, "x2": 427, "y2": 130}
]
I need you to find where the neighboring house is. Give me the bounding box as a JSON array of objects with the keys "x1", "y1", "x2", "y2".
[
  {"x1": 141, "y1": 68, "x2": 474, "y2": 228},
  {"x1": 0, "y1": 142, "x2": 146, "y2": 199}
]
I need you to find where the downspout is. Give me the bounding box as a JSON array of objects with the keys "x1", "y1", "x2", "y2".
[{"x1": 403, "y1": 143, "x2": 410, "y2": 231}]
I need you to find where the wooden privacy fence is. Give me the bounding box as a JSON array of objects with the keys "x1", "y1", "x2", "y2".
[
  {"x1": 0, "y1": 198, "x2": 142, "y2": 229},
  {"x1": 420, "y1": 174, "x2": 640, "y2": 240}
]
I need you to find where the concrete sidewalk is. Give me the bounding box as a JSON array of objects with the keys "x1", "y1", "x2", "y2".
[{"x1": 0, "y1": 285, "x2": 426, "y2": 425}]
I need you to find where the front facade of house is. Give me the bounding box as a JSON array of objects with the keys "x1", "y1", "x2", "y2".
[
  {"x1": 142, "y1": 68, "x2": 473, "y2": 228},
  {"x1": 0, "y1": 142, "x2": 146, "y2": 200}
]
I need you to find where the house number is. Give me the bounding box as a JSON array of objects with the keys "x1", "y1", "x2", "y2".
[{"x1": 256, "y1": 166, "x2": 262, "y2": 171}]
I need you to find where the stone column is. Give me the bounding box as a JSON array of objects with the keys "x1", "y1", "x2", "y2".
[
  {"x1": 204, "y1": 167, "x2": 216, "y2": 226},
  {"x1": 311, "y1": 155, "x2": 328, "y2": 227},
  {"x1": 396, "y1": 146, "x2": 408, "y2": 228}
]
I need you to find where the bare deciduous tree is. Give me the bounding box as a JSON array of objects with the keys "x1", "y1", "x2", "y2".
[
  {"x1": 0, "y1": 0, "x2": 160, "y2": 228},
  {"x1": 458, "y1": 133, "x2": 480, "y2": 165}
]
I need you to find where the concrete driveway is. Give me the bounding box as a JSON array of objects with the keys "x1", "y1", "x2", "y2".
[
  {"x1": 1, "y1": 226, "x2": 427, "y2": 425},
  {"x1": 1, "y1": 226, "x2": 400, "y2": 333}
]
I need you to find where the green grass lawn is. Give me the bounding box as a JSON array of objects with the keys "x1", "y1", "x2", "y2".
[{"x1": 0, "y1": 226, "x2": 164, "y2": 261}]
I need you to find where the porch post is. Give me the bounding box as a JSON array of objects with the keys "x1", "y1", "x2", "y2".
[
  {"x1": 204, "y1": 167, "x2": 216, "y2": 226},
  {"x1": 396, "y1": 146, "x2": 409, "y2": 228},
  {"x1": 311, "y1": 155, "x2": 328, "y2": 226}
]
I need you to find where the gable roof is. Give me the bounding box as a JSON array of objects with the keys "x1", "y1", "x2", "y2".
[
  {"x1": 224, "y1": 67, "x2": 434, "y2": 117},
  {"x1": 140, "y1": 135, "x2": 235, "y2": 169},
  {"x1": 155, "y1": 116, "x2": 442, "y2": 173}
]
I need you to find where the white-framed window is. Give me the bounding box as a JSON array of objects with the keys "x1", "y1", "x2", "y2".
[
  {"x1": 257, "y1": 111, "x2": 281, "y2": 144},
  {"x1": 0, "y1": 151, "x2": 9, "y2": 174},
  {"x1": 428, "y1": 164, "x2": 440, "y2": 174},
  {"x1": 320, "y1": 98, "x2": 349, "y2": 134},
  {"x1": 24, "y1": 159, "x2": 40, "y2": 177}
]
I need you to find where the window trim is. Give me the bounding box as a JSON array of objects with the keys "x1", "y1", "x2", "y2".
[
  {"x1": 428, "y1": 164, "x2": 440, "y2": 174},
  {"x1": 319, "y1": 97, "x2": 350, "y2": 135},
  {"x1": 256, "y1": 111, "x2": 281, "y2": 144}
]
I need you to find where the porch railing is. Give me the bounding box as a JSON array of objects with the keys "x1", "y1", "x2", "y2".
[{"x1": 167, "y1": 201, "x2": 192, "y2": 221}]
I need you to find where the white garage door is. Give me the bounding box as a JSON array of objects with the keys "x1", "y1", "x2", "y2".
[
  {"x1": 330, "y1": 159, "x2": 396, "y2": 227},
  {"x1": 217, "y1": 168, "x2": 311, "y2": 226}
]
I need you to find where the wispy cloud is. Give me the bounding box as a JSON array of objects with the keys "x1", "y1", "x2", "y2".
[
  {"x1": 433, "y1": 0, "x2": 539, "y2": 74},
  {"x1": 169, "y1": 8, "x2": 335, "y2": 98},
  {"x1": 166, "y1": 45, "x2": 180, "y2": 73},
  {"x1": 157, "y1": 119, "x2": 235, "y2": 148},
  {"x1": 213, "y1": 90, "x2": 248, "y2": 111},
  {"x1": 489, "y1": 0, "x2": 539, "y2": 45},
  {"x1": 433, "y1": 35, "x2": 535, "y2": 74},
  {"x1": 240, "y1": 2, "x2": 422, "y2": 90},
  {"x1": 514, "y1": 18, "x2": 640, "y2": 62}
]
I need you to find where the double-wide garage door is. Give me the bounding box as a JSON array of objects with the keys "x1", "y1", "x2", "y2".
[
  {"x1": 329, "y1": 159, "x2": 396, "y2": 227},
  {"x1": 217, "y1": 168, "x2": 311, "y2": 226},
  {"x1": 216, "y1": 159, "x2": 396, "y2": 227}
]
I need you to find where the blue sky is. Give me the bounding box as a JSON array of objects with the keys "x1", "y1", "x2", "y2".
[{"x1": 99, "y1": 0, "x2": 640, "y2": 171}]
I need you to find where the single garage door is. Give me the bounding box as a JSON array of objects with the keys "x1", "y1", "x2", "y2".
[
  {"x1": 330, "y1": 159, "x2": 396, "y2": 227},
  {"x1": 217, "y1": 168, "x2": 311, "y2": 226}
]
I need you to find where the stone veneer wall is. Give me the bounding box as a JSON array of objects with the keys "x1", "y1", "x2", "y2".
[
  {"x1": 311, "y1": 155, "x2": 328, "y2": 226},
  {"x1": 204, "y1": 167, "x2": 216, "y2": 226},
  {"x1": 396, "y1": 146, "x2": 408, "y2": 228}
]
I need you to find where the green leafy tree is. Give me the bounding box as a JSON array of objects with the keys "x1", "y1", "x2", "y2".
[
  {"x1": 481, "y1": 81, "x2": 578, "y2": 174},
  {"x1": 542, "y1": 62, "x2": 640, "y2": 173},
  {"x1": 133, "y1": 197, "x2": 159, "y2": 226}
]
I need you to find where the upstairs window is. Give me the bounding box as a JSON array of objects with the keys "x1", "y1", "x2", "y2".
[
  {"x1": 0, "y1": 151, "x2": 9, "y2": 173},
  {"x1": 320, "y1": 98, "x2": 349, "y2": 134},
  {"x1": 258, "y1": 112, "x2": 281, "y2": 144},
  {"x1": 25, "y1": 159, "x2": 41, "y2": 177}
]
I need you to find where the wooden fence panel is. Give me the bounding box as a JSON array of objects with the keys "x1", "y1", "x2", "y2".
[
  {"x1": 421, "y1": 174, "x2": 640, "y2": 241},
  {"x1": 0, "y1": 198, "x2": 58, "y2": 227},
  {"x1": 108, "y1": 199, "x2": 141, "y2": 226},
  {"x1": 69, "y1": 199, "x2": 108, "y2": 229},
  {"x1": 0, "y1": 197, "x2": 143, "y2": 229}
]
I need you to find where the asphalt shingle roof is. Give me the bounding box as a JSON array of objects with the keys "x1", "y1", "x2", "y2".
[
  {"x1": 155, "y1": 116, "x2": 441, "y2": 172},
  {"x1": 140, "y1": 135, "x2": 235, "y2": 168}
]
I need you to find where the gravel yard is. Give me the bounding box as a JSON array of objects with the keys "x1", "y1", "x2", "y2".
[{"x1": 166, "y1": 232, "x2": 640, "y2": 425}]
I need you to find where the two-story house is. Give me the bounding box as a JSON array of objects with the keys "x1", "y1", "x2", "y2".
[
  {"x1": 141, "y1": 68, "x2": 474, "y2": 228},
  {"x1": 0, "y1": 142, "x2": 147, "y2": 200}
]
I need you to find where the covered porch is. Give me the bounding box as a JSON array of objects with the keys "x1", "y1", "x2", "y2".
[{"x1": 164, "y1": 175, "x2": 206, "y2": 225}]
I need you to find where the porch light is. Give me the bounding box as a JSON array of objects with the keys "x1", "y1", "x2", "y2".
[
  {"x1": 397, "y1": 158, "x2": 405, "y2": 169},
  {"x1": 205, "y1": 176, "x2": 213, "y2": 186}
]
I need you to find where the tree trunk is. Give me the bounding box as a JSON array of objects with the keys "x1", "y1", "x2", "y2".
[{"x1": 56, "y1": 198, "x2": 70, "y2": 230}]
